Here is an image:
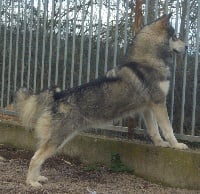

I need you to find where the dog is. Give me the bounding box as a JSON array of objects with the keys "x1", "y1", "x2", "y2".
[{"x1": 16, "y1": 13, "x2": 188, "y2": 187}]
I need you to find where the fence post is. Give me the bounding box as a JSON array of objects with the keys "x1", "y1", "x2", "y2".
[{"x1": 128, "y1": 0, "x2": 143, "y2": 139}]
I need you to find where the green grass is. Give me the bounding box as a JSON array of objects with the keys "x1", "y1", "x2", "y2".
[{"x1": 110, "y1": 153, "x2": 134, "y2": 173}]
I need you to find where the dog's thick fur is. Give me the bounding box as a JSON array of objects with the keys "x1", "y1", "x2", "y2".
[{"x1": 16, "y1": 13, "x2": 188, "y2": 187}]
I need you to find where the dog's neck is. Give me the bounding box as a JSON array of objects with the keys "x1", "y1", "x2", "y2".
[{"x1": 125, "y1": 56, "x2": 170, "y2": 82}]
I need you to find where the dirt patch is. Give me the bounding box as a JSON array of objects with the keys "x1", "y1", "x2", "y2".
[{"x1": 0, "y1": 146, "x2": 199, "y2": 194}]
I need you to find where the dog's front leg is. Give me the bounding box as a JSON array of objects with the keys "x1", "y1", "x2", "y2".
[
  {"x1": 151, "y1": 103, "x2": 188, "y2": 149},
  {"x1": 143, "y1": 110, "x2": 170, "y2": 147}
]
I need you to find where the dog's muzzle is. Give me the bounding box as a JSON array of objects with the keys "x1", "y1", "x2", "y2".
[{"x1": 170, "y1": 38, "x2": 187, "y2": 54}]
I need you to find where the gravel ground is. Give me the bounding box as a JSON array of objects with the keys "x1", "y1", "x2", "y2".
[{"x1": 0, "y1": 146, "x2": 199, "y2": 194}]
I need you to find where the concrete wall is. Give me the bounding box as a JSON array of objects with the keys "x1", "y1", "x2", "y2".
[{"x1": 0, "y1": 121, "x2": 199, "y2": 190}]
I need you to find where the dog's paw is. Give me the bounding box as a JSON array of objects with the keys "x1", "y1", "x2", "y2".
[
  {"x1": 172, "y1": 143, "x2": 188, "y2": 150},
  {"x1": 155, "y1": 141, "x2": 170, "y2": 148},
  {"x1": 38, "y1": 176, "x2": 48, "y2": 182},
  {"x1": 26, "y1": 179, "x2": 43, "y2": 188}
]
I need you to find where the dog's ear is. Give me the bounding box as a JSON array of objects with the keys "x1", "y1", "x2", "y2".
[{"x1": 155, "y1": 12, "x2": 173, "y2": 28}]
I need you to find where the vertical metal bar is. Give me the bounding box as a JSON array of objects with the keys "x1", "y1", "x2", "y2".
[
  {"x1": 104, "y1": 0, "x2": 110, "y2": 73},
  {"x1": 113, "y1": 0, "x2": 120, "y2": 67},
  {"x1": 123, "y1": 0, "x2": 129, "y2": 55},
  {"x1": 41, "y1": 0, "x2": 48, "y2": 90},
  {"x1": 174, "y1": 2, "x2": 179, "y2": 33},
  {"x1": 14, "y1": 0, "x2": 21, "y2": 92},
  {"x1": 21, "y1": 0, "x2": 28, "y2": 87},
  {"x1": 55, "y1": 0, "x2": 62, "y2": 86},
  {"x1": 71, "y1": 0, "x2": 77, "y2": 88},
  {"x1": 48, "y1": 0, "x2": 55, "y2": 88},
  {"x1": 122, "y1": 0, "x2": 129, "y2": 128},
  {"x1": 180, "y1": 0, "x2": 190, "y2": 134},
  {"x1": 87, "y1": 0, "x2": 93, "y2": 82},
  {"x1": 164, "y1": 0, "x2": 168, "y2": 14},
  {"x1": 1, "y1": 5, "x2": 7, "y2": 108},
  {"x1": 0, "y1": 0, "x2": 2, "y2": 36},
  {"x1": 191, "y1": 1, "x2": 200, "y2": 135},
  {"x1": 144, "y1": 0, "x2": 149, "y2": 25},
  {"x1": 63, "y1": 0, "x2": 70, "y2": 90},
  {"x1": 7, "y1": 0, "x2": 14, "y2": 105},
  {"x1": 78, "y1": 0, "x2": 86, "y2": 85},
  {"x1": 34, "y1": 0, "x2": 41, "y2": 93},
  {"x1": 27, "y1": 0, "x2": 34, "y2": 89},
  {"x1": 170, "y1": 0, "x2": 179, "y2": 123},
  {"x1": 95, "y1": 0, "x2": 102, "y2": 78},
  {"x1": 155, "y1": 0, "x2": 159, "y2": 19}
]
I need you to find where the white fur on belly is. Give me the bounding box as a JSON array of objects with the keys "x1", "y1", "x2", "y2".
[{"x1": 159, "y1": 81, "x2": 170, "y2": 95}]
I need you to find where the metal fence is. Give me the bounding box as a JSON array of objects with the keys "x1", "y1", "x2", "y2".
[{"x1": 0, "y1": 0, "x2": 199, "y2": 142}]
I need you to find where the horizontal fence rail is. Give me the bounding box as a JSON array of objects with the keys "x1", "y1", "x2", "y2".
[{"x1": 0, "y1": 0, "x2": 199, "y2": 142}]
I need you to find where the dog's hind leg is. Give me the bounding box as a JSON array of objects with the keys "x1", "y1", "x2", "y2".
[
  {"x1": 143, "y1": 110, "x2": 170, "y2": 147},
  {"x1": 26, "y1": 142, "x2": 57, "y2": 187},
  {"x1": 151, "y1": 103, "x2": 188, "y2": 149}
]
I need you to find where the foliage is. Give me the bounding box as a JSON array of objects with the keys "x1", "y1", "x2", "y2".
[{"x1": 110, "y1": 153, "x2": 134, "y2": 173}]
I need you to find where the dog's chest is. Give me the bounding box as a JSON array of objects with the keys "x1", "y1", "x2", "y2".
[{"x1": 159, "y1": 80, "x2": 170, "y2": 95}]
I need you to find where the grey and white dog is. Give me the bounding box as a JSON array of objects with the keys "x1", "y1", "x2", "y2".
[{"x1": 16, "y1": 13, "x2": 188, "y2": 187}]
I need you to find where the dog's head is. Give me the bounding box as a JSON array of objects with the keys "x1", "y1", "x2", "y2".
[
  {"x1": 151, "y1": 13, "x2": 187, "y2": 54},
  {"x1": 130, "y1": 13, "x2": 187, "y2": 60},
  {"x1": 156, "y1": 13, "x2": 187, "y2": 54}
]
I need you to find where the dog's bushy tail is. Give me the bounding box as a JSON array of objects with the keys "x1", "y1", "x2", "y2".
[{"x1": 15, "y1": 88, "x2": 37, "y2": 130}]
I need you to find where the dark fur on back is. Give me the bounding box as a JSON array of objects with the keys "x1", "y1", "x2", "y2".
[{"x1": 53, "y1": 76, "x2": 121, "y2": 101}]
